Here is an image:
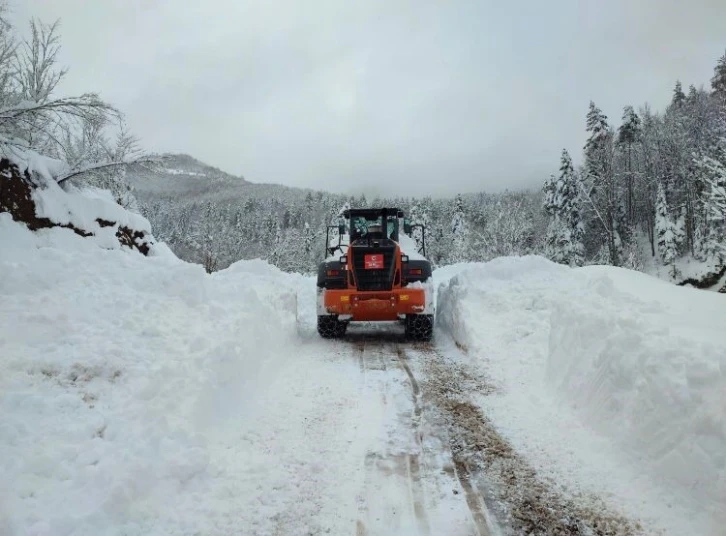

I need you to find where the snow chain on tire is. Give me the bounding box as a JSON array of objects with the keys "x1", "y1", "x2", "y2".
[
  {"x1": 405, "y1": 314, "x2": 433, "y2": 341},
  {"x1": 317, "y1": 315, "x2": 347, "y2": 338}
]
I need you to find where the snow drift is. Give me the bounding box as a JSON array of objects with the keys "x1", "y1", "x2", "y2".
[
  {"x1": 0, "y1": 205, "x2": 300, "y2": 533},
  {"x1": 436, "y1": 256, "x2": 726, "y2": 534}
]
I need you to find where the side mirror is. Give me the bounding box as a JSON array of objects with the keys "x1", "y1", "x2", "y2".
[
  {"x1": 403, "y1": 221, "x2": 412, "y2": 234},
  {"x1": 338, "y1": 224, "x2": 345, "y2": 235}
]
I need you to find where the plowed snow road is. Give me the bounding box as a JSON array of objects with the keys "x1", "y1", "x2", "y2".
[
  {"x1": 87, "y1": 318, "x2": 644, "y2": 535},
  {"x1": 222, "y1": 321, "x2": 640, "y2": 536},
  {"x1": 350, "y1": 329, "x2": 495, "y2": 536}
]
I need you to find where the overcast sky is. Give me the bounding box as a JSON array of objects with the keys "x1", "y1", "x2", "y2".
[{"x1": 12, "y1": 1, "x2": 726, "y2": 197}]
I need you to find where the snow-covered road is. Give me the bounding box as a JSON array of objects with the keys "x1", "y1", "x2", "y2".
[{"x1": 202, "y1": 321, "x2": 497, "y2": 536}]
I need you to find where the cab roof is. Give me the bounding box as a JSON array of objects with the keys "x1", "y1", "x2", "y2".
[{"x1": 342, "y1": 208, "x2": 404, "y2": 219}]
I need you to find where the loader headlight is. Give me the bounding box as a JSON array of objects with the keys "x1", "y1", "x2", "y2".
[
  {"x1": 340, "y1": 255, "x2": 348, "y2": 265},
  {"x1": 401, "y1": 255, "x2": 409, "y2": 263}
]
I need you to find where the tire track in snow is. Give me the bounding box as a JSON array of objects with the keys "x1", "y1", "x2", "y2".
[
  {"x1": 402, "y1": 344, "x2": 492, "y2": 536},
  {"x1": 413, "y1": 342, "x2": 642, "y2": 536},
  {"x1": 395, "y1": 345, "x2": 431, "y2": 535},
  {"x1": 350, "y1": 335, "x2": 431, "y2": 535}
]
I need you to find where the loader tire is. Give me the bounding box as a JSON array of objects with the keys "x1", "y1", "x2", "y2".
[
  {"x1": 405, "y1": 314, "x2": 433, "y2": 341},
  {"x1": 317, "y1": 315, "x2": 347, "y2": 338}
]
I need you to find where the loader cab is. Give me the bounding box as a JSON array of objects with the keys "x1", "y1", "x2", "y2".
[{"x1": 347, "y1": 208, "x2": 401, "y2": 243}]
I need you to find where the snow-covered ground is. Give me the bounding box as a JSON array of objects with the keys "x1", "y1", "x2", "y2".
[
  {"x1": 3, "y1": 179, "x2": 725, "y2": 534},
  {"x1": 635, "y1": 232, "x2": 725, "y2": 289},
  {"x1": 436, "y1": 256, "x2": 726, "y2": 535},
  {"x1": 0, "y1": 204, "x2": 479, "y2": 535},
  {"x1": 0, "y1": 211, "x2": 301, "y2": 534}
]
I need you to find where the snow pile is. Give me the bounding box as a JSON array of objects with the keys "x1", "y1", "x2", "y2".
[
  {"x1": 397, "y1": 232, "x2": 426, "y2": 260},
  {"x1": 436, "y1": 257, "x2": 726, "y2": 534},
  {"x1": 548, "y1": 266, "x2": 726, "y2": 516},
  {"x1": 3, "y1": 145, "x2": 67, "y2": 181},
  {"x1": 0, "y1": 214, "x2": 300, "y2": 534},
  {"x1": 35, "y1": 181, "x2": 155, "y2": 251}
]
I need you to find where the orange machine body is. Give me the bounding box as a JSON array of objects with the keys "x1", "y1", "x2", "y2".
[{"x1": 322, "y1": 244, "x2": 426, "y2": 321}]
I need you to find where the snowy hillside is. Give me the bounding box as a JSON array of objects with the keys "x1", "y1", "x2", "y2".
[
  {"x1": 128, "y1": 153, "x2": 324, "y2": 205},
  {"x1": 128, "y1": 155, "x2": 547, "y2": 276}
]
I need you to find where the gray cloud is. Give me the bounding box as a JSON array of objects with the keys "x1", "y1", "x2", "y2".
[{"x1": 11, "y1": 0, "x2": 726, "y2": 197}]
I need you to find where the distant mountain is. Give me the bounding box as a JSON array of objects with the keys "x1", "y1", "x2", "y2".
[
  {"x1": 127, "y1": 153, "x2": 351, "y2": 272},
  {"x1": 127, "y1": 153, "x2": 544, "y2": 274},
  {"x1": 128, "y1": 153, "x2": 323, "y2": 205}
]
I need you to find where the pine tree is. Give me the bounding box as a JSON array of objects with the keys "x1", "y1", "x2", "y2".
[
  {"x1": 655, "y1": 183, "x2": 679, "y2": 271},
  {"x1": 450, "y1": 194, "x2": 469, "y2": 263},
  {"x1": 542, "y1": 174, "x2": 556, "y2": 216},
  {"x1": 701, "y1": 155, "x2": 726, "y2": 261},
  {"x1": 672, "y1": 80, "x2": 686, "y2": 108},
  {"x1": 408, "y1": 199, "x2": 430, "y2": 254},
  {"x1": 710, "y1": 50, "x2": 726, "y2": 100},
  {"x1": 584, "y1": 101, "x2": 620, "y2": 265},
  {"x1": 618, "y1": 106, "x2": 642, "y2": 224},
  {"x1": 542, "y1": 150, "x2": 586, "y2": 266}
]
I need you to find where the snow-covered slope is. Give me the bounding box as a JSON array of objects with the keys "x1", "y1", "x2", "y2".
[
  {"x1": 0, "y1": 212, "x2": 305, "y2": 534},
  {"x1": 435, "y1": 257, "x2": 726, "y2": 535},
  {"x1": 127, "y1": 153, "x2": 319, "y2": 204}
]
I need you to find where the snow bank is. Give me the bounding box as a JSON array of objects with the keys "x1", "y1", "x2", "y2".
[
  {"x1": 436, "y1": 257, "x2": 726, "y2": 534},
  {"x1": 398, "y1": 232, "x2": 426, "y2": 260},
  {"x1": 548, "y1": 266, "x2": 726, "y2": 518},
  {"x1": 0, "y1": 214, "x2": 301, "y2": 534}
]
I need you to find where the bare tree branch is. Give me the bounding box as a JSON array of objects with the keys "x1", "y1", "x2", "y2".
[{"x1": 56, "y1": 155, "x2": 159, "y2": 185}]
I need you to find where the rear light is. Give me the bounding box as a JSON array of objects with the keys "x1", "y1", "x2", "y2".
[
  {"x1": 409, "y1": 268, "x2": 423, "y2": 275},
  {"x1": 327, "y1": 269, "x2": 340, "y2": 276}
]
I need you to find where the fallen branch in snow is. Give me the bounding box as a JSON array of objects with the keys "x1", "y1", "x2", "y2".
[{"x1": 55, "y1": 155, "x2": 159, "y2": 185}]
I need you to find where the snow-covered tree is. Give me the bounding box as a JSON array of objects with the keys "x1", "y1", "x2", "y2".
[
  {"x1": 0, "y1": 14, "x2": 149, "y2": 195},
  {"x1": 711, "y1": 50, "x2": 726, "y2": 100},
  {"x1": 655, "y1": 183, "x2": 680, "y2": 272},
  {"x1": 700, "y1": 154, "x2": 726, "y2": 261},
  {"x1": 408, "y1": 198, "x2": 431, "y2": 254},
  {"x1": 617, "y1": 105, "x2": 641, "y2": 224},
  {"x1": 583, "y1": 101, "x2": 622, "y2": 265},
  {"x1": 450, "y1": 194, "x2": 469, "y2": 263},
  {"x1": 543, "y1": 150, "x2": 584, "y2": 266},
  {"x1": 671, "y1": 80, "x2": 686, "y2": 108}
]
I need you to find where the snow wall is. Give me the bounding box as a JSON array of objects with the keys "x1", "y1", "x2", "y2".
[
  {"x1": 436, "y1": 256, "x2": 726, "y2": 525},
  {"x1": 0, "y1": 179, "x2": 302, "y2": 533}
]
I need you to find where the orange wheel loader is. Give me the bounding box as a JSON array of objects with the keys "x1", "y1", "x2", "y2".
[{"x1": 316, "y1": 208, "x2": 434, "y2": 340}]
